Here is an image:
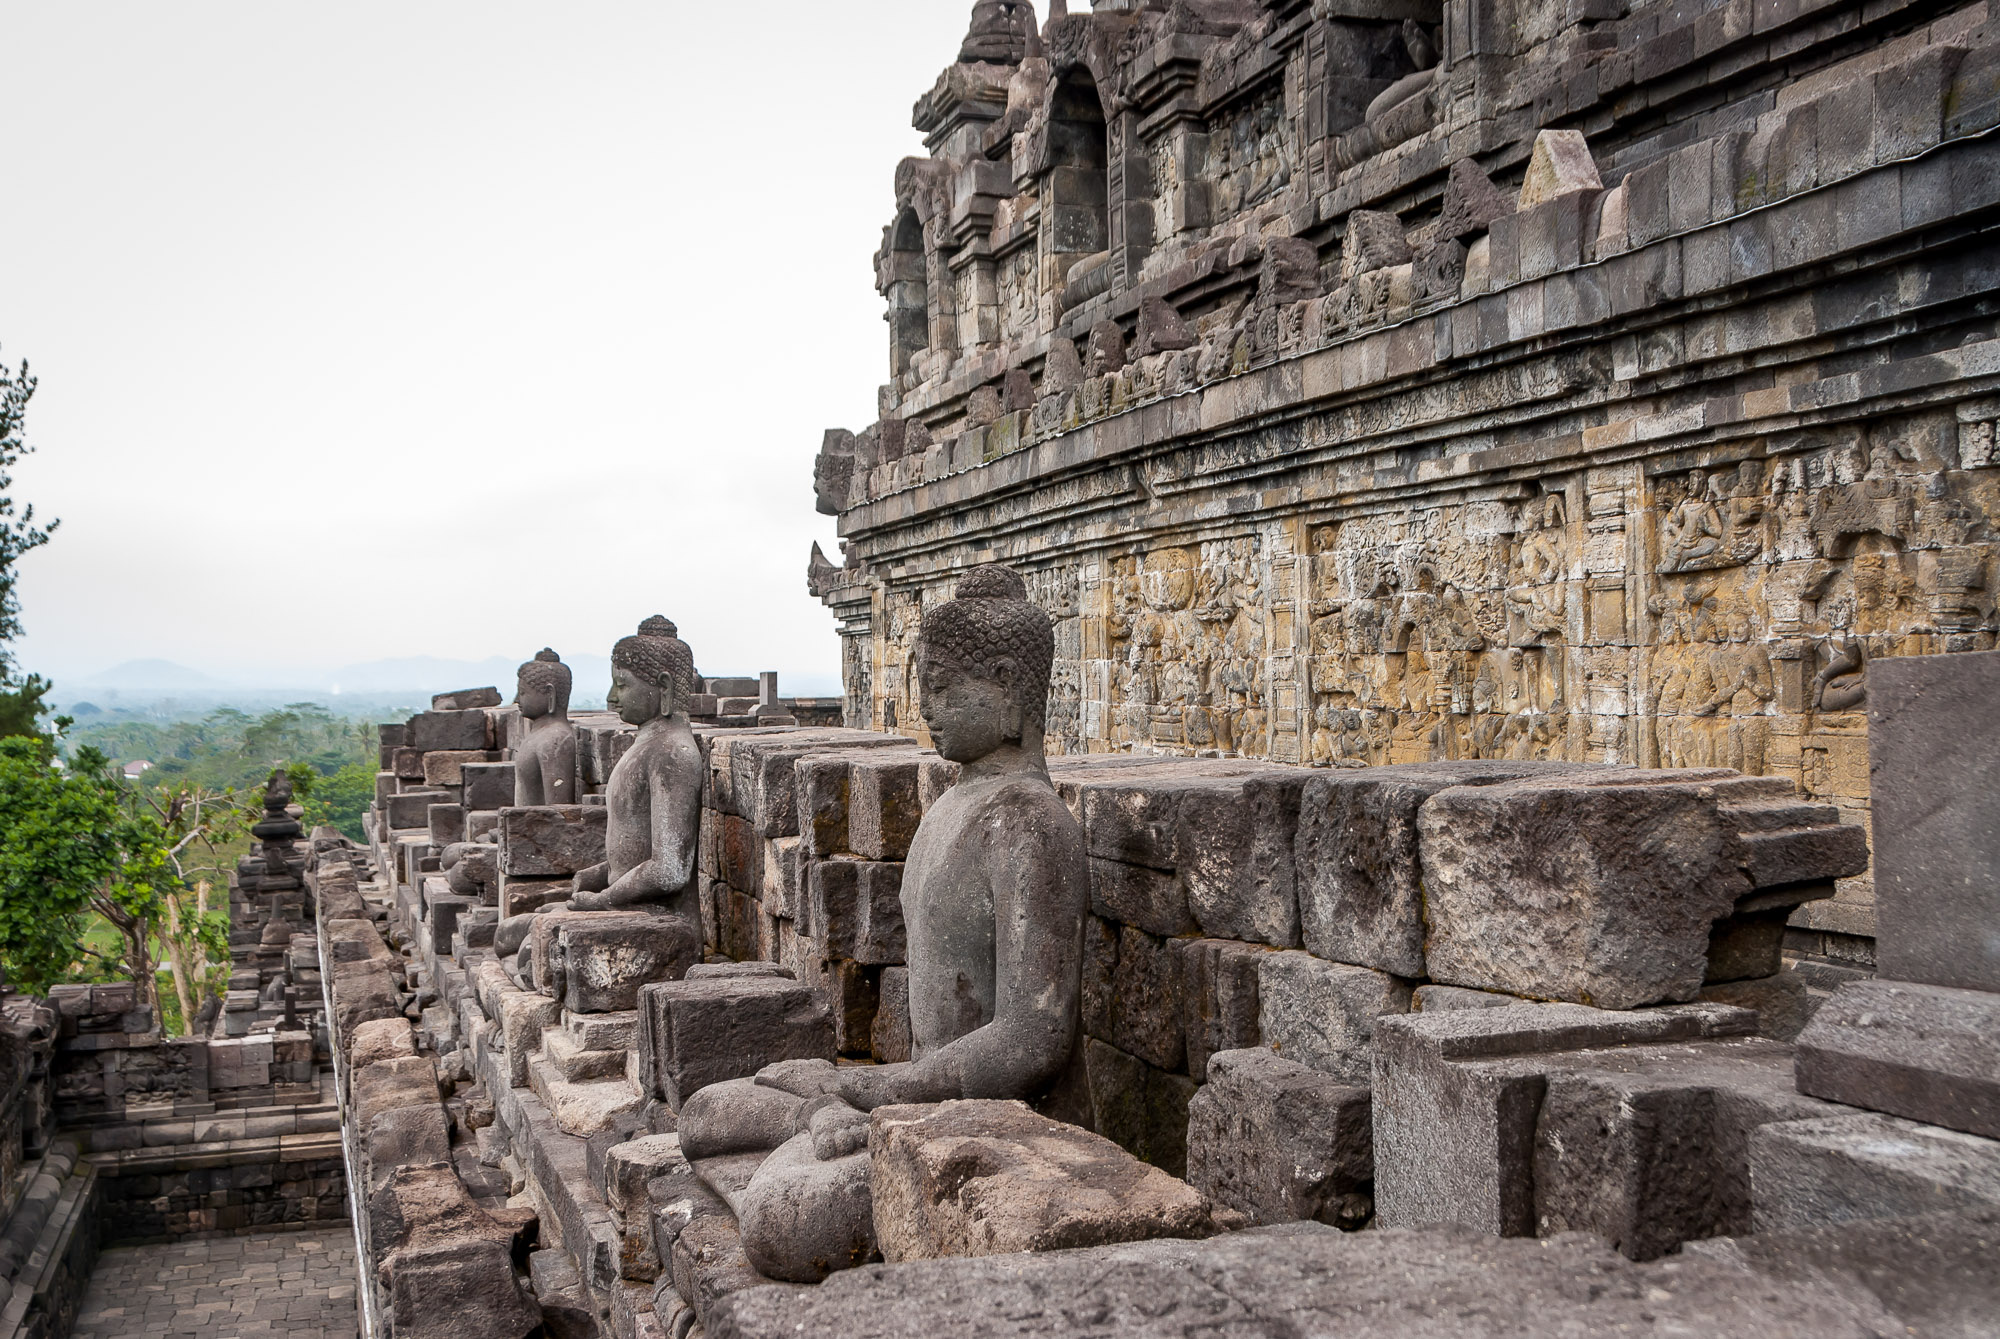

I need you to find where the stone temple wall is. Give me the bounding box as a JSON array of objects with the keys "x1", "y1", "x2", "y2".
[
  {"x1": 810, "y1": 0, "x2": 2000, "y2": 952},
  {"x1": 349, "y1": 689, "x2": 1872, "y2": 1338}
]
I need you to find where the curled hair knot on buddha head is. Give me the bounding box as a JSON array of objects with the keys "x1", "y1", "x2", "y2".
[
  {"x1": 517, "y1": 647, "x2": 573, "y2": 712},
  {"x1": 612, "y1": 616, "x2": 697, "y2": 703},
  {"x1": 918, "y1": 563, "x2": 1055, "y2": 737}
]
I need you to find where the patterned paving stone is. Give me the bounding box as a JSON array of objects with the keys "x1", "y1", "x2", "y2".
[{"x1": 72, "y1": 1227, "x2": 359, "y2": 1339}]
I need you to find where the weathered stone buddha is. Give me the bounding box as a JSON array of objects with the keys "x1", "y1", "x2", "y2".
[
  {"x1": 493, "y1": 618, "x2": 702, "y2": 968},
  {"x1": 570, "y1": 617, "x2": 703, "y2": 918},
  {"x1": 678, "y1": 564, "x2": 1088, "y2": 1281},
  {"x1": 513, "y1": 648, "x2": 578, "y2": 807}
]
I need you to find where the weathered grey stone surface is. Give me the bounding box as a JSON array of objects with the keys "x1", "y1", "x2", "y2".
[
  {"x1": 1795, "y1": 978, "x2": 2000, "y2": 1139},
  {"x1": 638, "y1": 972, "x2": 833, "y2": 1111},
  {"x1": 710, "y1": 1222, "x2": 1909, "y2": 1339},
  {"x1": 1528, "y1": 1037, "x2": 1848, "y2": 1259},
  {"x1": 736, "y1": 1132, "x2": 876, "y2": 1282},
  {"x1": 1866, "y1": 649, "x2": 2000, "y2": 993},
  {"x1": 1413, "y1": 984, "x2": 1522, "y2": 1012},
  {"x1": 869, "y1": 1100, "x2": 1226, "y2": 1263},
  {"x1": 1067, "y1": 1038, "x2": 1189, "y2": 1178},
  {"x1": 1749, "y1": 1112, "x2": 2000, "y2": 1230},
  {"x1": 1177, "y1": 938, "x2": 1267, "y2": 1083},
  {"x1": 499, "y1": 805, "x2": 607, "y2": 877},
  {"x1": 406, "y1": 708, "x2": 490, "y2": 753},
  {"x1": 1256, "y1": 950, "x2": 1409, "y2": 1082},
  {"x1": 536, "y1": 908, "x2": 700, "y2": 1013},
  {"x1": 1690, "y1": 1207, "x2": 2000, "y2": 1337},
  {"x1": 1700, "y1": 971, "x2": 1818, "y2": 1043},
  {"x1": 1174, "y1": 774, "x2": 1305, "y2": 947},
  {"x1": 1372, "y1": 1001, "x2": 1755, "y2": 1234},
  {"x1": 1294, "y1": 762, "x2": 1584, "y2": 976},
  {"x1": 1185, "y1": 1048, "x2": 1371, "y2": 1229},
  {"x1": 1418, "y1": 772, "x2": 1750, "y2": 1008}
]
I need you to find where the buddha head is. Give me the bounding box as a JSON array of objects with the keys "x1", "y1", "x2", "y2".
[
  {"x1": 608, "y1": 616, "x2": 697, "y2": 728},
  {"x1": 516, "y1": 649, "x2": 573, "y2": 721},
  {"x1": 916, "y1": 564, "x2": 1055, "y2": 763}
]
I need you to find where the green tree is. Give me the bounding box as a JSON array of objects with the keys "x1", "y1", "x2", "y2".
[
  {"x1": 0, "y1": 737, "x2": 240, "y2": 1030},
  {"x1": 0, "y1": 355, "x2": 56, "y2": 739},
  {"x1": 0, "y1": 736, "x2": 121, "y2": 993},
  {"x1": 302, "y1": 761, "x2": 377, "y2": 841}
]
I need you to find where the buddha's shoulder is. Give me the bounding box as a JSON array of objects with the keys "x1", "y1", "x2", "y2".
[{"x1": 961, "y1": 776, "x2": 1081, "y2": 834}]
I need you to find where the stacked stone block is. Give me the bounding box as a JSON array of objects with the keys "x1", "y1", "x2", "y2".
[{"x1": 357, "y1": 703, "x2": 1885, "y2": 1333}]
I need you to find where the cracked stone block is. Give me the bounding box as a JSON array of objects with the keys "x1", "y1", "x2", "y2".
[
  {"x1": 1174, "y1": 774, "x2": 1307, "y2": 947},
  {"x1": 1529, "y1": 1036, "x2": 1849, "y2": 1259},
  {"x1": 1295, "y1": 762, "x2": 1589, "y2": 977},
  {"x1": 1178, "y1": 938, "x2": 1269, "y2": 1082},
  {"x1": 354, "y1": 1055, "x2": 440, "y2": 1126},
  {"x1": 1185, "y1": 1048, "x2": 1372, "y2": 1229},
  {"x1": 406, "y1": 708, "x2": 493, "y2": 753},
  {"x1": 534, "y1": 909, "x2": 701, "y2": 1013}
]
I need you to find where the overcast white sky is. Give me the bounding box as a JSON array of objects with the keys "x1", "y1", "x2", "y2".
[{"x1": 0, "y1": 2, "x2": 1004, "y2": 697}]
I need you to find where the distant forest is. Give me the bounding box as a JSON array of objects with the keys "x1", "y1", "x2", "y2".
[{"x1": 62, "y1": 700, "x2": 397, "y2": 840}]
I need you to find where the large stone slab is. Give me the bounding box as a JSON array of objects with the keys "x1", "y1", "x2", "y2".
[
  {"x1": 708, "y1": 1220, "x2": 1910, "y2": 1339},
  {"x1": 1417, "y1": 770, "x2": 1751, "y2": 1008},
  {"x1": 499, "y1": 804, "x2": 608, "y2": 877},
  {"x1": 531, "y1": 909, "x2": 699, "y2": 1013},
  {"x1": 636, "y1": 969, "x2": 834, "y2": 1110},
  {"x1": 1294, "y1": 761, "x2": 1589, "y2": 977},
  {"x1": 1371, "y1": 1001, "x2": 1755, "y2": 1234},
  {"x1": 1749, "y1": 1112, "x2": 2000, "y2": 1229},
  {"x1": 406, "y1": 708, "x2": 492, "y2": 753},
  {"x1": 1528, "y1": 1036, "x2": 1848, "y2": 1259},
  {"x1": 868, "y1": 1099, "x2": 1228, "y2": 1262},
  {"x1": 1795, "y1": 978, "x2": 2000, "y2": 1138},
  {"x1": 1185, "y1": 1048, "x2": 1371, "y2": 1229},
  {"x1": 1866, "y1": 648, "x2": 2000, "y2": 991}
]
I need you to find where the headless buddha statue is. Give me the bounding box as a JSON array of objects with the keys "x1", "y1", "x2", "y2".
[
  {"x1": 513, "y1": 648, "x2": 578, "y2": 807},
  {"x1": 677, "y1": 565, "x2": 1088, "y2": 1281}
]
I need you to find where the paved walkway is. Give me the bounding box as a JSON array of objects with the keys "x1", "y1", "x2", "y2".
[{"x1": 72, "y1": 1227, "x2": 359, "y2": 1339}]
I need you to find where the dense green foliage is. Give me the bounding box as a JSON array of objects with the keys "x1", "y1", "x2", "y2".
[
  {"x1": 0, "y1": 736, "x2": 124, "y2": 992},
  {"x1": 0, "y1": 734, "x2": 240, "y2": 1020},
  {"x1": 65, "y1": 702, "x2": 376, "y2": 793},
  {"x1": 302, "y1": 761, "x2": 377, "y2": 841}
]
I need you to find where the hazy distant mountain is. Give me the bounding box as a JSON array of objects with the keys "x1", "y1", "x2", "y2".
[{"x1": 74, "y1": 658, "x2": 226, "y2": 690}]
